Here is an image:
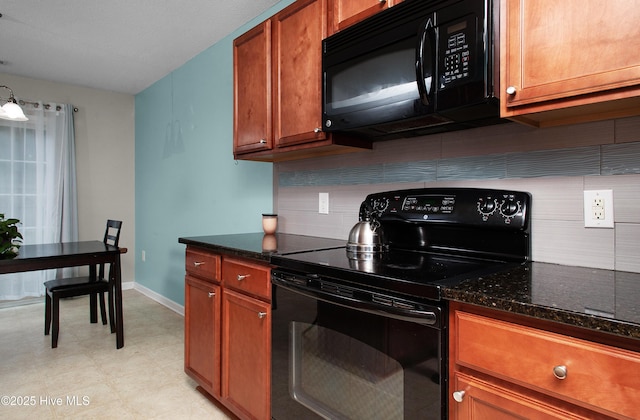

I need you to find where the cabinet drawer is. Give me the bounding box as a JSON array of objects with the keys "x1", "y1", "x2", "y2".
[
  {"x1": 222, "y1": 257, "x2": 271, "y2": 301},
  {"x1": 454, "y1": 311, "x2": 640, "y2": 418},
  {"x1": 185, "y1": 248, "x2": 220, "y2": 280}
]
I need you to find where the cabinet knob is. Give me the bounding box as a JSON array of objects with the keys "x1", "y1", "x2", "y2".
[
  {"x1": 314, "y1": 127, "x2": 322, "y2": 133},
  {"x1": 208, "y1": 292, "x2": 215, "y2": 298},
  {"x1": 258, "y1": 312, "x2": 267, "y2": 319},
  {"x1": 193, "y1": 261, "x2": 204, "y2": 267},
  {"x1": 452, "y1": 390, "x2": 465, "y2": 403},
  {"x1": 259, "y1": 139, "x2": 267, "y2": 144},
  {"x1": 506, "y1": 86, "x2": 517, "y2": 95},
  {"x1": 379, "y1": 0, "x2": 386, "y2": 3},
  {"x1": 553, "y1": 365, "x2": 567, "y2": 380},
  {"x1": 237, "y1": 274, "x2": 250, "y2": 281}
]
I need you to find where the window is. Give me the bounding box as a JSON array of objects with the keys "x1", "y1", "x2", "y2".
[{"x1": 0, "y1": 103, "x2": 78, "y2": 300}]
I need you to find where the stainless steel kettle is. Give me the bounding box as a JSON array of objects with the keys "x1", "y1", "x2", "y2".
[{"x1": 346, "y1": 219, "x2": 388, "y2": 256}]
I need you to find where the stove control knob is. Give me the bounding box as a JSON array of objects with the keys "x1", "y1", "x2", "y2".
[
  {"x1": 477, "y1": 198, "x2": 497, "y2": 216},
  {"x1": 500, "y1": 198, "x2": 521, "y2": 217}
]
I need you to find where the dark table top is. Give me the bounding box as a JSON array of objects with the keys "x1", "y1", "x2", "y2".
[{"x1": 0, "y1": 241, "x2": 120, "y2": 274}]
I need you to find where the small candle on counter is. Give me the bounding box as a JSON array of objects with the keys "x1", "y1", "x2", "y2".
[{"x1": 262, "y1": 214, "x2": 278, "y2": 235}]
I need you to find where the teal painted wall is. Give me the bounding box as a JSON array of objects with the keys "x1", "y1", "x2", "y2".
[{"x1": 135, "y1": 1, "x2": 294, "y2": 304}]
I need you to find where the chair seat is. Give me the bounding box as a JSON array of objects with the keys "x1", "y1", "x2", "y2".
[{"x1": 45, "y1": 276, "x2": 110, "y2": 297}]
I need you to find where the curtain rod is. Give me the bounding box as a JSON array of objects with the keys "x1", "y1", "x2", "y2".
[{"x1": 17, "y1": 99, "x2": 79, "y2": 113}]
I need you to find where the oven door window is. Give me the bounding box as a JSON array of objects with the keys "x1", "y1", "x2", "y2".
[
  {"x1": 290, "y1": 321, "x2": 404, "y2": 419},
  {"x1": 272, "y1": 287, "x2": 443, "y2": 420}
]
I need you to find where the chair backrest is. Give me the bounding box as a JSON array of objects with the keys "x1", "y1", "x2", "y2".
[
  {"x1": 104, "y1": 220, "x2": 122, "y2": 247},
  {"x1": 98, "y1": 220, "x2": 122, "y2": 281}
]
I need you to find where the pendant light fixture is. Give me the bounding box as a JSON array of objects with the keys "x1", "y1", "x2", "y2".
[{"x1": 0, "y1": 85, "x2": 29, "y2": 121}]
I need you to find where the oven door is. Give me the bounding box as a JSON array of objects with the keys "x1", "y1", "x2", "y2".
[{"x1": 271, "y1": 272, "x2": 446, "y2": 419}]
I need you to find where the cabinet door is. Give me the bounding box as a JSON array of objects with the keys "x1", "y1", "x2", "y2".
[
  {"x1": 184, "y1": 275, "x2": 221, "y2": 397},
  {"x1": 328, "y1": 0, "x2": 399, "y2": 34},
  {"x1": 234, "y1": 20, "x2": 272, "y2": 154},
  {"x1": 272, "y1": 0, "x2": 327, "y2": 148},
  {"x1": 501, "y1": 0, "x2": 640, "y2": 125},
  {"x1": 222, "y1": 289, "x2": 271, "y2": 420},
  {"x1": 451, "y1": 373, "x2": 587, "y2": 420}
]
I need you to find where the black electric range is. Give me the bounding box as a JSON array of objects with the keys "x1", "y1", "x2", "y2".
[
  {"x1": 270, "y1": 187, "x2": 531, "y2": 420},
  {"x1": 271, "y1": 187, "x2": 531, "y2": 302}
]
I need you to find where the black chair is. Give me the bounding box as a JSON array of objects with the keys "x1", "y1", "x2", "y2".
[{"x1": 44, "y1": 220, "x2": 122, "y2": 348}]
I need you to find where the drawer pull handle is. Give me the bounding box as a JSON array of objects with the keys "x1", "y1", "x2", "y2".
[
  {"x1": 452, "y1": 390, "x2": 465, "y2": 403},
  {"x1": 237, "y1": 274, "x2": 250, "y2": 281},
  {"x1": 553, "y1": 365, "x2": 567, "y2": 380},
  {"x1": 193, "y1": 261, "x2": 204, "y2": 267},
  {"x1": 258, "y1": 312, "x2": 267, "y2": 319},
  {"x1": 208, "y1": 292, "x2": 215, "y2": 298}
]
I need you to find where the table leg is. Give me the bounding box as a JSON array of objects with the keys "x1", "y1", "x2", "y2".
[
  {"x1": 114, "y1": 253, "x2": 124, "y2": 349},
  {"x1": 89, "y1": 264, "x2": 98, "y2": 323}
]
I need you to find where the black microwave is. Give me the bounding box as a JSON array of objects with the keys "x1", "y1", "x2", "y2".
[{"x1": 322, "y1": 0, "x2": 504, "y2": 140}]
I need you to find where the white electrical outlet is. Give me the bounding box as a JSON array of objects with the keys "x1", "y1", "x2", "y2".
[
  {"x1": 584, "y1": 190, "x2": 614, "y2": 228},
  {"x1": 319, "y1": 192, "x2": 329, "y2": 214}
]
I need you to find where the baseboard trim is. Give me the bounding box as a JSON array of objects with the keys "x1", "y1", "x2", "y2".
[{"x1": 132, "y1": 282, "x2": 184, "y2": 316}]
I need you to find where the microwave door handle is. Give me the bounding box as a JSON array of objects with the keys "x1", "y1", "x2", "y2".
[{"x1": 416, "y1": 18, "x2": 436, "y2": 106}]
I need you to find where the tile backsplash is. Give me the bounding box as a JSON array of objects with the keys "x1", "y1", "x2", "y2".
[{"x1": 274, "y1": 116, "x2": 640, "y2": 273}]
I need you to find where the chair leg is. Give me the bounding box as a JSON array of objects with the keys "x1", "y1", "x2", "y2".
[
  {"x1": 44, "y1": 292, "x2": 52, "y2": 335},
  {"x1": 99, "y1": 291, "x2": 108, "y2": 325},
  {"x1": 52, "y1": 293, "x2": 60, "y2": 348},
  {"x1": 89, "y1": 292, "x2": 98, "y2": 323}
]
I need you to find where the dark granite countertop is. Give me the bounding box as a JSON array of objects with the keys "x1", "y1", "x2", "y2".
[
  {"x1": 443, "y1": 262, "x2": 640, "y2": 341},
  {"x1": 178, "y1": 233, "x2": 640, "y2": 342},
  {"x1": 178, "y1": 233, "x2": 346, "y2": 262}
]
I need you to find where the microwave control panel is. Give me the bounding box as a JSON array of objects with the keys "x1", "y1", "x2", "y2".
[{"x1": 439, "y1": 16, "x2": 477, "y2": 88}]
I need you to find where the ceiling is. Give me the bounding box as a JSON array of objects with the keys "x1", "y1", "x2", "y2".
[{"x1": 0, "y1": 0, "x2": 281, "y2": 94}]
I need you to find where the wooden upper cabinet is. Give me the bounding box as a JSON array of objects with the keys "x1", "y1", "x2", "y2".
[
  {"x1": 272, "y1": 0, "x2": 327, "y2": 148},
  {"x1": 233, "y1": 0, "x2": 371, "y2": 162},
  {"x1": 328, "y1": 0, "x2": 401, "y2": 34},
  {"x1": 233, "y1": 21, "x2": 272, "y2": 154},
  {"x1": 501, "y1": 0, "x2": 640, "y2": 127}
]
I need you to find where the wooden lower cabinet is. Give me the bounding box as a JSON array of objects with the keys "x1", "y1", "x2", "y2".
[
  {"x1": 222, "y1": 289, "x2": 271, "y2": 420},
  {"x1": 449, "y1": 302, "x2": 640, "y2": 420},
  {"x1": 184, "y1": 246, "x2": 272, "y2": 420},
  {"x1": 452, "y1": 373, "x2": 586, "y2": 420},
  {"x1": 184, "y1": 274, "x2": 221, "y2": 397}
]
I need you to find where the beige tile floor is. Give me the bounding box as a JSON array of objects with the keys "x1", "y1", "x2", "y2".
[{"x1": 0, "y1": 289, "x2": 231, "y2": 419}]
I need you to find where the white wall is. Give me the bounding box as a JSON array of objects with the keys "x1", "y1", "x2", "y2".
[{"x1": 1, "y1": 73, "x2": 135, "y2": 286}]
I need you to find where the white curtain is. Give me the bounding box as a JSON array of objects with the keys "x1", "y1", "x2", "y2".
[{"x1": 0, "y1": 102, "x2": 78, "y2": 300}]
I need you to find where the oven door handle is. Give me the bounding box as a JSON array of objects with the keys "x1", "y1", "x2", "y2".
[{"x1": 272, "y1": 276, "x2": 439, "y2": 327}]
